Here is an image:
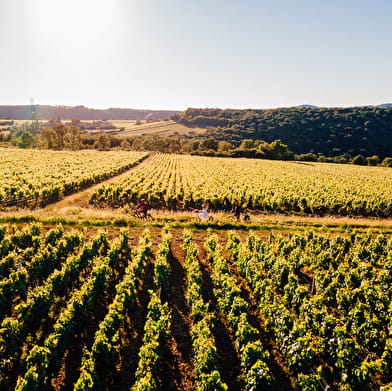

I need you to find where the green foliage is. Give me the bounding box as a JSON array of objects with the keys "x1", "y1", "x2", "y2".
[
  {"x1": 366, "y1": 155, "x2": 380, "y2": 166},
  {"x1": 226, "y1": 230, "x2": 392, "y2": 389},
  {"x1": 94, "y1": 133, "x2": 111, "y2": 151},
  {"x1": 196, "y1": 370, "x2": 228, "y2": 391},
  {"x1": 174, "y1": 106, "x2": 392, "y2": 158},
  {"x1": 382, "y1": 157, "x2": 392, "y2": 167},
  {"x1": 14, "y1": 131, "x2": 33, "y2": 148},
  {"x1": 75, "y1": 229, "x2": 151, "y2": 389},
  {"x1": 351, "y1": 154, "x2": 367, "y2": 165},
  {"x1": 0, "y1": 148, "x2": 148, "y2": 208},
  {"x1": 154, "y1": 229, "x2": 172, "y2": 292},
  {"x1": 204, "y1": 231, "x2": 275, "y2": 390},
  {"x1": 295, "y1": 153, "x2": 318, "y2": 162},
  {"x1": 90, "y1": 153, "x2": 392, "y2": 216},
  {"x1": 297, "y1": 373, "x2": 321, "y2": 391},
  {"x1": 131, "y1": 291, "x2": 171, "y2": 391},
  {"x1": 39, "y1": 124, "x2": 82, "y2": 150},
  {"x1": 183, "y1": 230, "x2": 228, "y2": 390},
  {"x1": 2, "y1": 225, "x2": 392, "y2": 390}
]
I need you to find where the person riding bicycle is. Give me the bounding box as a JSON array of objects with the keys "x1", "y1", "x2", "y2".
[
  {"x1": 198, "y1": 203, "x2": 209, "y2": 221},
  {"x1": 135, "y1": 198, "x2": 149, "y2": 218},
  {"x1": 194, "y1": 203, "x2": 212, "y2": 221}
]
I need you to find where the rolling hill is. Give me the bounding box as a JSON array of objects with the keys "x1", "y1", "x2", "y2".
[
  {"x1": 173, "y1": 106, "x2": 392, "y2": 158},
  {"x1": 0, "y1": 105, "x2": 180, "y2": 120}
]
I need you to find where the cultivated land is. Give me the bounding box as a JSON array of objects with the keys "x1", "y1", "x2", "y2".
[
  {"x1": 0, "y1": 224, "x2": 391, "y2": 390},
  {"x1": 110, "y1": 119, "x2": 206, "y2": 137},
  {"x1": 1, "y1": 119, "x2": 205, "y2": 138},
  {"x1": 0, "y1": 148, "x2": 391, "y2": 390},
  {"x1": 90, "y1": 153, "x2": 392, "y2": 217},
  {"x1": 0, "y1": 148, "x2": 148, "y2": 208}
]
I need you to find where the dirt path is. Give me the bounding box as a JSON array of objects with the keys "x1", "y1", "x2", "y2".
[
  {"x1": 43, "y1": 153, "x2": 156, "y2": 212},
  {"x1": 157, "y1": 241, "x2": 196, "y2": 391}
]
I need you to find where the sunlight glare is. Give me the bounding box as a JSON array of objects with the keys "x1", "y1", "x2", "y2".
[{"x1": 29, "y1": 0, "x2": 118, "y2": 49}]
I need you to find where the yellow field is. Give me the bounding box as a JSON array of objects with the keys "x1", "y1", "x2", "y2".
[
  {"x1": 2, "y1": 119, "x2": 206, "y2": 138},
  {"x1": 0, "y1": 148, "x2": 148, "y2": 207},
  {"x1": 90, "y1": 153, "x2": 392, "y2": 217},
  {"x1": 110, "y1": 119, "x2": 206, "y2": 137}
]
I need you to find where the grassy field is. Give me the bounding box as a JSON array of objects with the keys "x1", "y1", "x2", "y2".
[
  {"x1": 0, "y1": 119, "x2": 30, "y2": 131},
  {"x1": 1, "y1": 118, "x2": 206, "y2": 138},
  {"x1": 110, "y1": 119, "x2": 206, "y2": 137}
]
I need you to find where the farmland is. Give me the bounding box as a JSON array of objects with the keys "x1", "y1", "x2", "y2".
[
  {"x1": 0, "y1": 148, "x2": 148, "y2": 208},
  {"x1": 110, "y1": 119, "x2": 206, "y2": 137},
  {"x1": 90, "y1": 153, "x2": 392, "y2": 217},
  {"x1": 0, "y1": 223, "x2": 390, "y2": 390},
  {"x1": 0, "y1": 148, "x2": 392, "y2": 391}
]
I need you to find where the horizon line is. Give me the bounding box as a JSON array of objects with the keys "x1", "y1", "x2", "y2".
[{"x1": 0, "y1": 102, "x2": 392, "y2": 112}]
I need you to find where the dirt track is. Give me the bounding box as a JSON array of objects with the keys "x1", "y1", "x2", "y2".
[{"x1": 43, "y1": 153, "x2": 156, "y2": 211}]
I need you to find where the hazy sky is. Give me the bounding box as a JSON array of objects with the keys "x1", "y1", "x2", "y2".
[{"x1": 1, "y1": 0, "x2": 391, "y2": 110}]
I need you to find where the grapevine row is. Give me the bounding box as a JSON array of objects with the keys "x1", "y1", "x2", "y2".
[
  {"x1": 0, "y1": 231, "x2": 107, "y2": 383},
  {"x1": 14, "y1": 230, "x2": 132, "y2": 390},
  {"x1": 74, "y1": 229, "x2": 152, "y2": 390},
  {"x1": 226, "y1": 230, "x2": 392, "y2": 390},
  {"x1": 0, "y1": 223, "x2": 390, "y2": 390},
  {"x1": 0, "y1": 226, "x2": 83, "y2": 320},
  {"x1": 183, "y1": 230, "x2": 228, "y2": 390},
  {"x1": 204, "y1": 230, "x2": 275, "y2": 390},
  {"x1": 89, "y1": 153, "x2": 392, "y2": 216},
  {"x1": 0, "y1": 148, "x2": 148, "y2": 207},
  {"x1": 130, "y1": 228, "x2": 172, "y2": 390}
]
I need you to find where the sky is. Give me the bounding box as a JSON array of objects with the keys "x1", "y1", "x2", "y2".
[{"x1": 1, "y1": 0, "x2": 392, "y2": 110}]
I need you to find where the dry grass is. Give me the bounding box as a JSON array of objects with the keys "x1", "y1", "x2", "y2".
[
  {"x1": 1, "y1": 119, "x2": 205, "y2": 138},
  {"x1": 111, "y1": 119, "x2": 206, "y2": 137},
  {"x1": 1, "y1": 205, "x2": 392, "y2": 235}
]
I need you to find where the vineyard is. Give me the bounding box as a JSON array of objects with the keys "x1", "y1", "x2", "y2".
[
  {"x1": 0, "y1": 148, "x2": 148, "y2": 208},
  {"x1": 0, "y1": 223, "x2": 391, "y2": 390},
  {"x1": 89, "y1": 154, "x2": 392, "y2": 217}
]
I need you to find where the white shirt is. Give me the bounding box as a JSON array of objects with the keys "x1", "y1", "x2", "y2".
[{"x1": 199, "y1": 207, "x2": 209, "y2": 221}]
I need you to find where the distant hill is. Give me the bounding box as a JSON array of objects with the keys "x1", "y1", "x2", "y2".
[
  {"x1": 294, "y1": 104, "x2": 319, "y2": 109},
  {"x1": 0, "y1": 105, "x2": 180, "y2": 120},
  {"x1": 173, "y1": 106, "x2": 392, "y2": 158}
]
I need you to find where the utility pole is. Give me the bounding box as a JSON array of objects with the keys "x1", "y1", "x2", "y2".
[{"x1": 30, "y1": 98, "x2": 39, "y2": 133}]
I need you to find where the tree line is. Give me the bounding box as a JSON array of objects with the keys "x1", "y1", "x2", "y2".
[
  {"x1": 172, "y1": 106, "x2": 392, "y2": 159},
  {"x1": 2, "y1": 123, "x2": 392, "y2": 167}
]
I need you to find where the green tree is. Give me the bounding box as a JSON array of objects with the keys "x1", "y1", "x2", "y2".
[
  {"x1": 181, "y1": 139, "x2": 199, "y2": 152},
  {"x1": 63, "y1": 126, "x2": 82, "y2": 150},
  {"x1": 381, "y1": 157, "x2": 392, "y2": 167},
  {"x1": 39, "y1": 127, "x2": 56, "y2": 149},
  {"x1": 240, "y1": 139, "x2": 256, "y2": 149},
  {"x1": 16, "y1": 131, "x2": 33, "y2": 148},
  {"x1": 53, "y1": 124, "x2": 68, "y2": 150},
  {"x1": 94, "y1": 133, "x2": 111, "y2": 151},
  {"x1": 352, "y1": 154, "x2": 367, "y2": 165},
  {"x1": 259, "y1": 139, "x2": 294, "y2": 160},
  {"x1": 120, "y1": 140, "x2": 131, "y2": 150},
  {"x1": 366, "y1": 155, "x2": 380, "y2": 166},
  {"x1": 199, "y1": 138, "x2": 218, "y2": 151},
  {"x1": 295, "y1": 153, "x2": 318, "y2": 161},
  {"x1": 218, "y1": 140, "x2": 233, "y2": 151}
]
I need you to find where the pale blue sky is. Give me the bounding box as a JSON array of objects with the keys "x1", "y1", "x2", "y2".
[{"x1": 1, "y1": 0, "x2": 391, "y2": 110}]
